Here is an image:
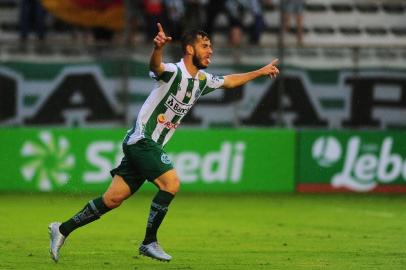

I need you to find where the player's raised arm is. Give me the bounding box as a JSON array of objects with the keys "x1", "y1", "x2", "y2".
[
  {"x1": 222, "y1": 59, "x2": 279, "y2": 89},
  {"x1": 150, "y1": 23, "x2": 172, "y2": 76}
]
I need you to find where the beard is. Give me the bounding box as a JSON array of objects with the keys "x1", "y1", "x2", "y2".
[{"x1": 192, "y1": 54, "x2": 207, "y2": 70}]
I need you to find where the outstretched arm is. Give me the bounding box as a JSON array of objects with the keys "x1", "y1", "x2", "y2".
[
  {"x1": 222, "y1": 59, "x2": 279, "y2": 89},
  {"x1": 150, "y1": 23, "x2": 172, "y2": 76}
]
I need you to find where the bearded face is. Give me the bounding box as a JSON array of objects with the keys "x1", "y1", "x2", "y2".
[
  {"x1": 192, "y1": 53, "x2": 207, "y2": 70},
  {"x1": 190, "y1": 36, "x2": 212, "y2": 70}
]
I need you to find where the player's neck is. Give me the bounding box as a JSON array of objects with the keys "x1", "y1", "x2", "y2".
[{"x1": 183, "y1": 56, "x2": 199, "y2": 77}]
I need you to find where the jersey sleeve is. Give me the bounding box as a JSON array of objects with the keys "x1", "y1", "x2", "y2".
[
  {"x1": 149, "y1": 63, "x2": 177, "y2": 82},
  {"x1": 201, "y1": 72, "x2": 225, "y2": 96}
]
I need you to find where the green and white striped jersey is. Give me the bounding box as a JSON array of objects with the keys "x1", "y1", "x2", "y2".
[{"x1": 124, "y1": 59, "x2": 224, "y2": 146}]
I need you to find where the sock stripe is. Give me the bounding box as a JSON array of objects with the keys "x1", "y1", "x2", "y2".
[
  {"x1": 89, "y1": 200, "x2": 100, "y2": 217},
  {"x1": 151, "y1": 202, "x2": 168, "y2": 212}
]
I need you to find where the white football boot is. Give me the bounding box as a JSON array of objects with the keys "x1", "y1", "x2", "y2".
[
  {"x1": 48, "y1": 222, "x2": 66, "y2": 262},
  {"x1": 139, "y1": 242, "x2": 172, "y2": 262}
]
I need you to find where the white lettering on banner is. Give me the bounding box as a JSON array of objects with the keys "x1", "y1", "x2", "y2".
[
  {"x1": 328, "y1": 137, "x2": 406, "y2": 191},
  {"x1": 202, "y1": 143, "x2": 232, "y2": 182},
  {"x1": 174, "y1": 153, "x2": 200, "y2": 183},
  {"x1": 84, "y1": 141, "x2": 116, "y2": 183},
  {"x1": 170, "y1": 141, "x2": 246, "y2": 183},
  {"x1": 82, "y1": 140, "x2": 245, "y2": 184},
  {"x1": 231, "y1": 142, "x2": 245, "y2": 182}
]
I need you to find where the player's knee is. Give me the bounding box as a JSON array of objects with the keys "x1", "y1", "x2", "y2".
[
  {"x1": 103, "y1": 193, "x2": 127, "y2": 209},
  {"x1": 160, "y1": 178, "x2": 180, "y2": 195}
]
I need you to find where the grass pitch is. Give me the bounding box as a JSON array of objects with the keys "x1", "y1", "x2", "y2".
[{"x1": 0, "y1": 192, "x2": 405, "y2": 270}]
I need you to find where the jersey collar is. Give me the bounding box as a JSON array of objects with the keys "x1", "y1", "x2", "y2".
[{"x1": 177, "y1": 59, "x2": 200, "y2": 80}]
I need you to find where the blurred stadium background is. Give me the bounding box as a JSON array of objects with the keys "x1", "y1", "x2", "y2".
[{"x1": 0, "y1": 0, "x2": 406, "y2": 269}]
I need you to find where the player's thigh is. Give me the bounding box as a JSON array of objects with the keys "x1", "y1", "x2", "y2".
[
  {"x1": 110, "y1": 148, "x2": 147, "y2": 193},
  {"x1": 125, "y1": 139, "x2": 174, "y2": 183},
  {"x1": 153, "y1": 169, "x2": 181, "y2": 194}
]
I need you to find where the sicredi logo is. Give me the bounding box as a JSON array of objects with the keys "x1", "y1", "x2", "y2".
[
  {"x1": 84, "y1": 140, "x2": 245, "y2": 184},
  {"x1": 165, "y1": 94, "x2": 192, "y2": 116},
  {"x1": 311, "y1": 136, "x2": 406, "y2": 192},
  {"x1": 20, "y1": 131, "x2": 75, "y2": 191}
]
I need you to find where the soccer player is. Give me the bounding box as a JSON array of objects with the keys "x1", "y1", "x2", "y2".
[{"x1": 48, "y1": 23, "x2": 279, "y2": 263}]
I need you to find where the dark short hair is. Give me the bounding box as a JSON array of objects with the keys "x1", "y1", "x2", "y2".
[{"x1": 181, "y1": 30, "x2": 210, "y2": 54}]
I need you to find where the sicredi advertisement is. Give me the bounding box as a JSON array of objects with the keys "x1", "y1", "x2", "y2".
[{"x1": 0, "y1": 128, "x2": 295, "y2": 192}]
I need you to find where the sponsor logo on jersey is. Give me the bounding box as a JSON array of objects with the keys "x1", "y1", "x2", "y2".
[
  {"x1": 157, "y1": 113, "x2": 166, "y2": 124},
  {"x1": 163, "y1": 121, "x2": 180, "y2": 130},
  {"x1": 165, "y1": 94, "x2": 192, "y2": 116},
  {"x1": 212, "y1": 75, "x2": 222, "y2": 84},
  {"x1": 157, "y1": 113, "x2": 180, "y2": 130}
]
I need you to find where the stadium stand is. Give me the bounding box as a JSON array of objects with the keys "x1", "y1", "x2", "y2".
[
  {"x1": 0, "y1": 0, "x2": 18, "y2": 41},
  {"x1": 211, "y1": 0, "x2": 406, "y2": 47},
  {"x1": 0, "y1": 0, "x2": 404, "y2": 52}
]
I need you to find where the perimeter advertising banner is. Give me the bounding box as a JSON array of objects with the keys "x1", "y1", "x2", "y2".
[
  {"x1": 1, "y1": 59, "x2": 406, "y2": 129},
  {"x1": 0, "y1": 128, "x2": 295, "y2": 192},
  {"x1": 298, "y1": 130, "x2": 406, "y2": 193}
]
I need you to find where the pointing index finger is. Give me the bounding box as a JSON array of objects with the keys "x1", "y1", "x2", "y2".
[
  {"x1": 157, "y1": 23, "x2": 164, "y2": 33},
  {"x1": 271, "y1": 58, "x2": 279, "y2": 66}
]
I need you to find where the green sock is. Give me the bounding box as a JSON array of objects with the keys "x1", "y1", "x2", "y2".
[
  {"x1": 143, "y1": 190, "x2": 175, "y2": 245},
  {"x1": 59, "y1": 197, "x2": 111, "y2": 237}
]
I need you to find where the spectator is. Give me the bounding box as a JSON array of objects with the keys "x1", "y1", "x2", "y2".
[
  {"x1": 164, "y1": 0, "x2": 185, "y2": 41},
  {"x1": 142, "y1": 0, "x2": 167, "y2": 41},
  {"x1": 184, "y1": 0, "x2": 208, "y2": 32},
  {"x1": 282, "y1": 0, "x2": 305, "y2": 45},
  {"x1": 204, "y1": 0, "x2": 227, "y2": 39},
  {"x1": 123, "y1": 0, "x2": 143, "y2": 45},
  {"x1": 19, "y1": 0, "x2": 47, "y2": 43},
  {"x1": 225, "y1": 0, "x2": 266, "y2": 45}
]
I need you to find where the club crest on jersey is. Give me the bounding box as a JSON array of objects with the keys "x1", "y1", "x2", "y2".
[
  {"x1": 161, "y1": 153, "x2": 172, "y2": 164},
  {"x1": 176, "y1": 82, "x2": 181, "y2": 92},
  {"x1": 165, "y1": 94, "x2": 192, "y2": 116}
]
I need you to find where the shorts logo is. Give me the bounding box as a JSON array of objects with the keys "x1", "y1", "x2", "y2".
[
  {"x1": 161, "y1": 153, "x2": 172, "y2": 164},
  {"x1": 165, "y1": 94, "x2": 192, "y2": 116}
]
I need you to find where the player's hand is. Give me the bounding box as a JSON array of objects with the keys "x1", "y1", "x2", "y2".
[
  {"x1": 153, "y1": 23, "x2": 172, "y2": 49},
  {"x1": 261, "y1": 58, "x2": 280, "y2": 79}
]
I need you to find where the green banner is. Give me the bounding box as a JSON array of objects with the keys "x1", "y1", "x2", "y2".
[
  {"x1": 2, "y1": 59, "x2": 406, "y2": 129},
  {"x1": 0, "y1": 128, "x2": 295, "y2": 192},
  {"x1": 298, "y1": 130, "x2": 406, "y2": 192}
]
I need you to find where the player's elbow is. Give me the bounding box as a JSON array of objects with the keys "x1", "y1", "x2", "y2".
[
  {"x1": 149, "y1": 65, "x2": 160, "y2": 75},
  {"x1": 150, "y1": 65, "x2": 164, "y2": 78}
]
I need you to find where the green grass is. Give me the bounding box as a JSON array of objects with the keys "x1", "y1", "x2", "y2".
[{"x1": 0, "y1": 192, "x2": 406, "y2": 270}]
